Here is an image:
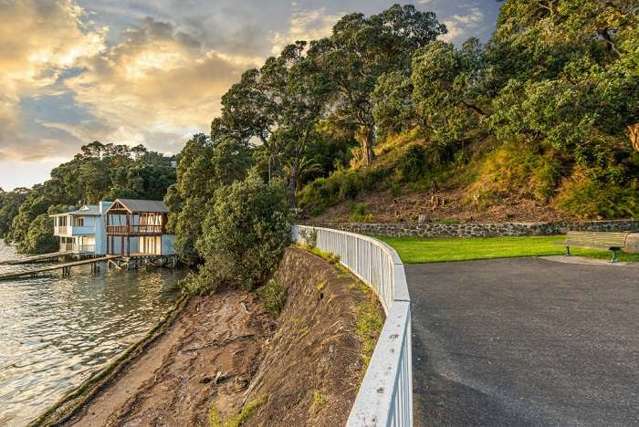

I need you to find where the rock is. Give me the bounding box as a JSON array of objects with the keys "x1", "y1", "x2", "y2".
[{"x1": 624, "y1": 233, "x2": 639, "y2": 253}]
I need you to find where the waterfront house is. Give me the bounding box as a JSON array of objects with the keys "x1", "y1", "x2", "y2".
[
  {"x1": 51, "y1": 201, "x2": 112, "y2": 255},
  {"x1": 105, "y1": 199, "x2": 175, "y2": 256}
]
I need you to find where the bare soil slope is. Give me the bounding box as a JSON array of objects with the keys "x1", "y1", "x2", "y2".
[
  {"x1": 232, "y1": 247, "x2": 382, "y2": 427},
  {"x1": 65, "y1": 292, "x2": 275, "y2": 426},
  {"x1": 57, "y1": 247, "x2": 381, "y2": 427}
]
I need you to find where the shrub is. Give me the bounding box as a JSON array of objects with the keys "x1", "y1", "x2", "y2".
[
  {"x1": 553, "y1": 169, "x2": 639, "y2": 219},
  {"x1": 256, "y1": 279, "x2": 288, "y2": 317},
  {"x1": 397, "y1": 144, "x2": 428, "y2": 182},
  {"x1": 465, "y1": 144, "x2": 562, "y2": 207},
  {"x1": 193, "y1": 173, "x2": 292, "y2": 293},
  {"x1": 349, "y1": 203, "x2": 373, "y2": 222},
  {"x1": 299, "y1": 227, "x2": 318, "y2": 249},
  {"x1": 20, "y1": 214, "x2": 57, "y2": 254}
]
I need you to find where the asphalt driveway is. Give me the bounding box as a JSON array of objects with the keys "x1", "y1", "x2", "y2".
[{"x1": 406, "y1": 257, "x2": 639, "y2": 426}]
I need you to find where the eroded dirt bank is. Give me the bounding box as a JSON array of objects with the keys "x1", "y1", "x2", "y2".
[
  {"x1": 224, "y1": 247, "x2": 382, "y2": 426},
  {"x1": 64, "y1": 292, "x2": 275, "y2": 426},
  {"x1": 49, "y1": 247, "x2": 382, "y2": 427}
]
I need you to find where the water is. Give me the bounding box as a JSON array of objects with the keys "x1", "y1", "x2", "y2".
[{"x1": 0, "y1": 240, "x2": 185, "y2": 426}]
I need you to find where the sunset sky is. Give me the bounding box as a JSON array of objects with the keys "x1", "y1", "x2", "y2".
[{"x1": 0, "y1": 0, "x2": 501, "y2": 190}]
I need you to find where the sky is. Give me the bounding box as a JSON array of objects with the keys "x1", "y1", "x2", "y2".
[{"x1": 0, "y1": 0, "x2": 502, "y2": 190}]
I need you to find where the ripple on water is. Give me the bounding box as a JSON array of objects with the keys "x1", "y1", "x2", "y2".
[{"x1": 0, "y1": 241, "x2": 184, "y2": 426}]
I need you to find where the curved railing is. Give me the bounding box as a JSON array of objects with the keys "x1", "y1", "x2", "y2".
[{"x1": 293, "y1": 225, "x2": 412, "y2": 427}]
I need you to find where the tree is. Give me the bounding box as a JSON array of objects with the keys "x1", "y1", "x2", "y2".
[
  {"x1": 6, "y1": 141, "x2": 176, "y2": 254},
  {"x1": 21, "y1": 213, "x2": 57, "y2": 254},
  {"x1": 412, "y1": 39, "x2": 487, "y2": 159},
  {"x1": 372, "y1": 71, "x2": 416, "y2": 140},
  {"x1": 165, "y1": 132, "x2": 252, "y2": 266},
  {"x1": 190, "y1": 173, "x2": 291, "y2": 293},
  {"x1": 308, "y1": 4, "x2": 446, "y2": 166},
  {"x1": 0, "y1": 188, "x2": 29, "y2": 239}
]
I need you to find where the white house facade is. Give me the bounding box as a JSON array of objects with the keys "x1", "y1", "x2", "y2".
[{"x1": 51, "y1": 201, "x2": 112, "y2": 255}]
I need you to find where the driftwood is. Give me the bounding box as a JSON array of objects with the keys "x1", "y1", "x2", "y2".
[{"x1": 629, "y1": 123, "x2": 639, "y2": 152}]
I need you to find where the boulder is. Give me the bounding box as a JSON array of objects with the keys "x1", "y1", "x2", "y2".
[{"x1": 624, "y1": 233, "x2": 639, "y2": 253}]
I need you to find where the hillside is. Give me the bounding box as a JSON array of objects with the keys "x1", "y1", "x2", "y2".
[
  {"x1": 293, "y1": 1, "x2": 639, "y2": 224},
  {"x1": 299, "y1": 131, "x2": 567, "y2": 224}
]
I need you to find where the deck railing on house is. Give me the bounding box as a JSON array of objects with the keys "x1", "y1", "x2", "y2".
[
  {"x1": 106, "y1": 225, "x2": 163, "y2": 235},
  {"x1": 293, "y1": 225, "x2": 413, "y2": 427}
]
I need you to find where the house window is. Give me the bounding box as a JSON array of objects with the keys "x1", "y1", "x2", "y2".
[{"x1": 75, "y1": 217, "x2": 84, "y2": 227}]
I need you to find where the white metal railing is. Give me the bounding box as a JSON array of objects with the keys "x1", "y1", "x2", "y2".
[{"x1": 293, "y1": 225, "x2": 412, "y2": 427}]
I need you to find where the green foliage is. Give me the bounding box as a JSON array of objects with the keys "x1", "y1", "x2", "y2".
[
  {"x1": 298, "y1": 0, "x2": 638, "y2": 221},
  {"x1": 165, "y1": 133, "x2": 252, "y2": 265},
  {"x1": 372, "y1": 71, "x2": 416, "y2": 139},
  {"x1": 466, "y1": 144, "x2": 562, "y2": 206},
  {"x1": 308, "y1": 4, "x2": 445, "y2": 165},
  {"x1": 21, "y1": 213, "x2": 58, "y2": 254},
  {"x1": 256, "y1": 279, "x2": 288, "y2": 317},
  {"x1": 0, "y1": 188, "x2": 29, "y2": 239},
  {"x1": 553, "y1": 169, "x2": 639, "y2": 219},
  {"x1": 349, "y1": 203, "x2": 373, "y2": 223},
  {"x1": 299, "y1": 227, "x2": 318, "y2": 249},
  {"x1": 209, "y1": 396, "x2": 267, "y2": 427},
  {"x1": 195, "y1": 173, "x2": 292, "y2": 292},
  {"x1": 412, "y1": 38, "x2": 486, "y2": 156},
  {"x1": 397, "y1": 144, "x2": 428, "y2": 182}
]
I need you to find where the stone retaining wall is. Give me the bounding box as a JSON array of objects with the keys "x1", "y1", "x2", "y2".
[{"x1": 305, "y1": 220, "x2": 639, "y2": 238}]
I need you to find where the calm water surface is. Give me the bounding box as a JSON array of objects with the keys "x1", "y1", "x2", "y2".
[{"x1": 0, "y1": 240, "x2": 184, "y2": 426}]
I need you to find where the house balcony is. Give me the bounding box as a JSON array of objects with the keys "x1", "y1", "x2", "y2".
[
  {"x1": 106, "y1": 225, "x2": 163, "y2": 236},
  {"x1": 54, "y1": 226, "x2": 95, "y2": 237},
  {"x1": 54, "y1": 226, "x2": 72, "y2": 237},
  {"x1": 60, "y1": 243, "x2": 96, "y2": 253}
]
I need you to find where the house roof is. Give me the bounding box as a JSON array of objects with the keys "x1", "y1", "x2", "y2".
[
  {"x1": 50, "y1": 205, "x2": 101, "y2": 217},
  {"x1": 109, "y1": 199, "x2": 169, "y2": 214}
]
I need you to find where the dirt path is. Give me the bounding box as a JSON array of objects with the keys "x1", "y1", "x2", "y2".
[{"x1": 65, "y1": 292, "x2": 275, "y2": 427}]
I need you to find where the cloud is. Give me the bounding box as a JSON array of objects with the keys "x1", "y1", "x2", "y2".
[
  {"x1": 62, "y1": 17, "x2": 255, "y2": 152},
  {"x1": 0, "y1": 0, "x2": 106, "y2": 160},
  {"x1": 270, "y1": 8, "x2": 342, "y2": 55},
  {"x1": 439, "y1": 6, "x2": 485, "y2": 43}
]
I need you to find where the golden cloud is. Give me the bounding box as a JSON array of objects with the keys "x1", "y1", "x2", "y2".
[
  {"x1": 270, "y1": 8, "x2": 341, "y2": 55},
  {"x1": 63, "y1": 17, "x2": 257, "y2": 148},
  {"x1": 0, "y1": 0, "x2": 106, "y2": 159},
  {"x1": 0, "y1": 2, "x2": 262, "y2": 161}
]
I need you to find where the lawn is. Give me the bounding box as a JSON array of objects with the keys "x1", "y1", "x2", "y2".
[{"x1": 379, "y1": 235, "x2": 639, "y2": 264}]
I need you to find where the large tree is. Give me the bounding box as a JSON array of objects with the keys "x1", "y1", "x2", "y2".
[{"x1": 307, "y1": 4, "x2": 446, "y2": 166}]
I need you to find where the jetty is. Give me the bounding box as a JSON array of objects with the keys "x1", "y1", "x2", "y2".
[
  {"x1": 0, "y1": 251, "x2": 77, "y2": 265},
  {"x1": 0, "y1": 256, "x2": 118, "y2": 281}
]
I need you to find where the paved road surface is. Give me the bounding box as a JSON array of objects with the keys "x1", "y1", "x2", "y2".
[{"x1": 406, "y1": 258, "x2": 639, "y2": 426}]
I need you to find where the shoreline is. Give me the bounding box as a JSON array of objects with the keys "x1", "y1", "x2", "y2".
[{"x1": 29, "y1": 294, "x2": 190, "y2": 427}]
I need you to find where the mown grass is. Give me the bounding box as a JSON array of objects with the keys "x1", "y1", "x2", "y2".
[{"x1": 379, "y1": 235, "x2": 639, "y2": 264}]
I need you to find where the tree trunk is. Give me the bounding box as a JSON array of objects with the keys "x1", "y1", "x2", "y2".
[
  {"x1": 288, "y1": 165, "x2": 298, "y2": 208},
  {"x1": 628, "y1": 124, "x2": 639, "y2": 152},
  {"x1": 361, "y1": 127, "x2": 375, "y2": 166}
]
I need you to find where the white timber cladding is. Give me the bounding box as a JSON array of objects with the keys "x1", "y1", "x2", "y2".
[{"x1": 293, "y1": 225, "x2": 413, "y2": 427}]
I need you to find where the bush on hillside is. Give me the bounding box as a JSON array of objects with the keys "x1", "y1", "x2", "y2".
[
  {"x1": 21, "y1": 214, "x2": 58, "y2": 254},
  {"x1": 553, "y1": 169, "x2": 639, "y2": 219},
  {"x1": 397, "y1": 144, "x2": 428, "y2": 182},
  {"x1": 189, "y1": 173, "x2": 292, "y2": 293},
  {"x1": 465, "y1": 144, "x2": 562, "y2": 207}
]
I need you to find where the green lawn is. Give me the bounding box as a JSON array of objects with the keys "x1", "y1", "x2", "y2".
[{"x1": 379, "y1": 235, "x2": 639, "y2": 264}]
